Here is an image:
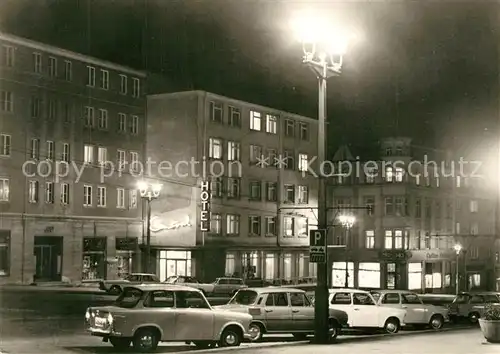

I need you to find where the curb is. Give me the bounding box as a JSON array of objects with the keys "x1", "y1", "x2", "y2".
[{"x1": 176, "y1": 326, "x2": 476, "y2": 354}]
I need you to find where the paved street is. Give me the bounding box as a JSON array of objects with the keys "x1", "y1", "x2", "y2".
[{"x1": 0, "y1": 286, "x2": 485, "y2": 354}]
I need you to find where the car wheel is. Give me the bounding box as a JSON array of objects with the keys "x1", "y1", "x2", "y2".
[
  {"x1": 468, "y1": 312, "x2": 480, "y2": 324},
  {"x1": 133, "y1": 328, "x2": 160, "y2": 353},
  {"x1": 384, "y1": 317, "x2": 400, "y2": 334},
  {"x1": 329, "y1": 320, "x2": 340, "y2": 340},
  {"x1": 109, "y1": 285, "x2": 122, "y2": 295},
  {"x1": 248, "y1": 323, "x2": 264, "y2": 342},
  {"x1": 193, "y1": 341, "x2": 216, "y2": 349},
  {"x1": 429, "y1": 315, "x2": 444, "y2": 330},
  {"x1": 109, "y1": 337, "x2": 131, "y2": 350},
  {"x1": 219, "y1": 326, "x2": 242, "y2": 347}
]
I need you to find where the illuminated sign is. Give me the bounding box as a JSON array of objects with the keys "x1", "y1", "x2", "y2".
[
  {"x1": 200, "y1": 181, "x2": 210, "y2": 231},
  {"x1": 150, "y1": 216, "x2": 192, "y2": 233}
]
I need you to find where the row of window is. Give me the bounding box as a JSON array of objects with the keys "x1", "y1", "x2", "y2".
[
  {"x1": 336, "y1": 164, "x2": 468, "y2": 189},
  {"x1": 83, "y1": 107, "x2": 140, "y2": 134},
  {"x1": 209, "y1": 214, "x2": 308, "y2": 237},
  {"x1": 209, "y1": 101, "x2": 310, "y2": 140},
  {"x1": 1, "y1": 45, "x2": 141, "y2": 97},
  {"x1": 337, "y1": 196, "x2": 482, "y2": 218},
  {"x1": 210, "y1": 177, "x2": 309, "y2": 204},
  {"x1": 342, "y1": 228, "x2": 482, "y2": 256},
  {"x1": 83, "y1": 144, "x2": 139, "y2": 170},
  {"x1": 208, "y1": 137, "x2": 309, "y2": 171}
]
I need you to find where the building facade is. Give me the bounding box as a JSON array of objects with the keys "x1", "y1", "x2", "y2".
[
  {"x1": 146, "y1": 91, "x2": 319, "y2": 284},
  {"x1": 0, "y1": 32, "x2": 147, "y2": 284},
  {"x1": 327, "y1": 137, "x2": 497, "y2": 293}
]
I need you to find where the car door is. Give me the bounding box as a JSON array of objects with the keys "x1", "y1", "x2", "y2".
[
  {"x1": 329, "y1": 292, "x2": 353, "y2": 326},
  {"x1": 400, "y1": 293, "x2": 426, "y2": 323},
  {"x1": 351, "y1": 292, "x2": 379, "y2": 327},
  {"x1": 264, "y1": 292, "x2": 293, "y2": 332},
  {"x1": 143, "y1": 290, "x2": 176, "y2": 340},
  {"x1": 290, "y1": 292, "x2": 314, "y2": 331},
  {"x1": 174, "y1": 290, "x2": 215, "y2": 340},
  {"x1": 214, "y1": 278, "x2": 229, "y2": 295},
  {"x1": 142, "y1": 275, "x2": 157, "y2": 284}
]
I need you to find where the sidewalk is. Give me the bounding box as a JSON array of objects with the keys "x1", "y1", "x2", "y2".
[{"x1": 189, "y1": 328, "x2": 494, "y2": 354}]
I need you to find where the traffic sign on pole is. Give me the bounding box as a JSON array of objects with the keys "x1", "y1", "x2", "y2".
[{"x1": 309, "y1": 229, "x2": 327, "y2": 263}]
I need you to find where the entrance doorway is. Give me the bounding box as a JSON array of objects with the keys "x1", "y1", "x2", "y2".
[
  {"x1": 34, "y1": 236, "x2": 63, "y2": 281},
  {"x1": 159, "y1": 250, "x2": 191, "y2": 281}
]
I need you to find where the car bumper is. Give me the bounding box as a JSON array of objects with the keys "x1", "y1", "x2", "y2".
[{"x1": 243, "y1": 333, "x2": 252, "y2": 340}]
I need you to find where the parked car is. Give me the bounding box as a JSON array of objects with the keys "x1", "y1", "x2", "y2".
[
  {"x1": 448, "y1": 291, "x2": 500, "y2": 323},
  {"x1": 85, "y1": 284, "x2": 253, "y2": 352},
  {"x1": 164, "y1": 275, "x2": 215, "y2": 296},
  {"x1": 213, "y1": 287, "x2": 348, "y2": 342},
  {"x1": 328, "y1": 289, "x2": 406, "y2": 333},
  {"x1": 99, "y1": 273, "x2": 160, "y2": 295},
  {"x1": 212, "y1": 277, "x2": 248, "y2": 296},
  {"x1": 371, "y1": 290, "x2": 449, "y2": 330}
]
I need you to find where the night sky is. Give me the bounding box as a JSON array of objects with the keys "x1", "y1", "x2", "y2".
[{"x1": 0, "y1": 0, "x2": 498, "y2": 158}]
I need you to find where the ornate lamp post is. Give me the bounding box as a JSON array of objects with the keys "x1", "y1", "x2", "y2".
[
  {"x1": 339, "y1": 214, "x2": 355, "y2": 288},
  {"x1": 453, "y1": 243, "x2": 463, "y2": 294},
  {"x1": 138, "y1": 181, "x2": 162, "y2": 274},
  {"x1": 292, "y1": 12, "x2": 354, "y2": 344}
]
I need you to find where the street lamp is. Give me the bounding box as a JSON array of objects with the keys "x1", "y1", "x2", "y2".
[
  {"x1": 138, "y1": 181, "x2": 162, "y2": 274},
  {"x1": 339, "y1": 214, "x2": 355, "y2": 288},
  {"x1": 292, "y1": 12, "x2": 353, "y2": 344},
  {"x1": 453, "y1": 243, "x2": 463, "y2": 295}
]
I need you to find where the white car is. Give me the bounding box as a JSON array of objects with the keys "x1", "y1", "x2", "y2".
[
  {"x1": 164, "y1": 276, "x2": 215, "y2": 296},
  {"x1": 99, "y1": 273, "x2": 160, "y2": 295},
  {"x1": 328, "y1": 289, "x2": 406, "y2": 333},
  {"x1": 371, "y1": 290, "x2": 449, "y2": 330}
]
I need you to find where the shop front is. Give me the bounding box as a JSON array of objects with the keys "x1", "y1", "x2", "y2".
[
  {"x1": 115, "y1": 237, "x2": 138, "y2": 279},
  {"x1": 82, "y1": 237, "x2": 107, "y2": 281},
  {"x1": 158, "y1": 250, "x2": 192, "y2": 281},
  {"x1": 34, "y1": 236, "x2": 63, "y2": 282},
  {"x1": 407, "y1": 249, "x2": 455, "y2": 294}
]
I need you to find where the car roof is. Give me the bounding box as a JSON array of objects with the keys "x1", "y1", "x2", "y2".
[
  {"x1": 124, "y1": 284, "x2": 201, "y2": 292},
  {"x1": 244, "y1": 287, "x2": 306, "y2": 294},
  {"x1": 329, "y1": 288, "x2": 370, "y2": 294},
  {"x1": 217, "y1": 277, "x2": 243, "y2": 280},
  {"x1": 372, "y1": 290, "x2": 417, "y2": 294},
  {"x1": 458, "y1": 291, "x2": 500, "y2": 295},
  {"x1": 130, "y1": 273, "x2": 157, "y2": 276}
]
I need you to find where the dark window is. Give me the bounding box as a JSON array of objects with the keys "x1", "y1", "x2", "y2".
[
  {"x1": 229, "y1": 290, "x2": 258, "y2": 305},
  {"x1": 353, "y1": 293, "x2": 375, "y2": 305},
  {"x1": 401, "y1": 293, "x2": 422, "y2": 304},
  {"x1": 331, "y1": 292, "x2": 351, "y2": 305},
  {"x1": 266, "y1": 293, "x2": 288, "y2": 306},
  {"x1": 114, "y1": 288, "x2": 143, "y2": 308},
  {"x1": 146, "y1": 290, "x2": 175, "y2": 308},
  {"x1": 290, "y1": 293, "x2": 309, "y2": 307},
  {"x1": 381, "y1": 293, "x2": 400, "y2": 304},
  {"x1": 176, "y1": 291, "x2": 210, "y2": 309}
]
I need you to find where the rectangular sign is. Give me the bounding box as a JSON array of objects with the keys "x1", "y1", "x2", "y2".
[
  {"x1": 200, "y1": 181, "x2": 210, "y2": 231},
  {"x1": 309, "y1": 229, "x2": 327, "y2": 263}
]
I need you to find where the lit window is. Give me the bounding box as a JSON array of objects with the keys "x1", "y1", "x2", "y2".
[
  {"x1": 116, "y1": 188, "x2": 125, "y2": 208},
  {"x1": 298, "y1": 154, "x2": 308, "y2": 172},
  {"x1": 0, "y1": 134, "x2": 11, "y2": 157},
  {"x1": 284, "y1": 216, "x2": 294, "y2": 236},
  {"x1": 297, "y1": 185, "x2": 308, "y2": 204},
  {"x1": 395, "y1": 167, "x2": 404, "y2": 182},
  {"x1": 227, "y1": 214, "x2": 240, "y2": 235},
  {"x1": 97, "y1": 147, "x2": 107, "y2": 165},
  {"x1": 84, "y1": 144, "x2": 94, "y2": 164},
  {"x1": 28, "y1": 180, "x2": 38, "y2": 203},
  {"x1": 0, "y1": 178, "x2": 8, "y2": 201},
  {"x1": 250, "y1": 111, "x2": 261, "y2": 131},
  {"x1": 209, "y1": 138, "x2": 222, "y2": 159},
  {"x1": 227, "y1": 141, "x2": 240, "y2": 161},
  {"x1": 129, "y1": 189, "x2": 137, "y2": 209},
  {"x1": 365, "y1": 230, "x2": 375, "y2": 248},
  {"x1": 385, "y1": 230, "x2": 393, "y2": 249},
  {"x1": 266, "y1": 114, "x2": 277, "y2": 134},
  {"x1": 385, "y1": 166, "x2": 393, "y2": 182}
]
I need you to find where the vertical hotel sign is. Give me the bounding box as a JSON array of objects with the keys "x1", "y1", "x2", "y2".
[{"x1": 200, "y1": 181, "x2": 210, "y2": 231}]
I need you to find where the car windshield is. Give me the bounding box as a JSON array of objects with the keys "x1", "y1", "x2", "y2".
[
  {"x1": 164, "y1": 276, "x2": 178, "y2": 284},
  {"x1": 114, "y1": 288, "x2": 143, "y2": 308},
  {"x1": 229, "y1": 290, "x2": 258, "y2": 305},
  {"x1": 453, "y1": 294, "x2": 469, "y2": 304}
]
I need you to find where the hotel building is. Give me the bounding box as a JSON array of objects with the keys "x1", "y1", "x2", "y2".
[
  {"x1": 328, "y1": 137, "x2": 497, "y2": 293},
  {"x1": 146, "y1": 91, "x2": 319, "y2": 283},
  {"x1": 0, "y1": 32, "x2": 147, "y2": 284}
]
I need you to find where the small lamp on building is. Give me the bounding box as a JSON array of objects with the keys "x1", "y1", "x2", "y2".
[
  {"x1": 137, "y1": 181, "x2": 162, "y2": 274},
  {"x1": 339, "y1": 214, "x2": 356, "y2": 288},
  {"x1": 453, "y1": 243, "x2": 463, "y2": 295}
]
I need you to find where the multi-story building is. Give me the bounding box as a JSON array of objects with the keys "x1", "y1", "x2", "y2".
[
  {"x1": 0, "y1": 32, "x2": 147, "y2": 284},
  {"x1": 146, "y1": 91, "x2": 319, "y2": 284},
  {"x1": 327, "y1": 137, "x2": 496, "y2": 293}
]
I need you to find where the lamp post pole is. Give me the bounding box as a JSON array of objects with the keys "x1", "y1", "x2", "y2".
[
  {"x1": 454, "y1": 244, "x2": 462, "y2": 295},
  {"x1": 138, "y1": 181, "x2": 162, "y2": 274}
]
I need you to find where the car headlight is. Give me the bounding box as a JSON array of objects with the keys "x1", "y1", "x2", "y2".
[
  {"x1": 107, "y1": 313, "x2": 113, "y2": 325},
  {"x1": 85, "y1": 309, "x2": 91, "y2": 320}
]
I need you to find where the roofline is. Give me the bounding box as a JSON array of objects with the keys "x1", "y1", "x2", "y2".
[
  {"x1": 0, "y1": 32, "x2": 146, "y2": 77},
  {"x1": 148, "y1": 90, "x2": 318, "y2": 123}
]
